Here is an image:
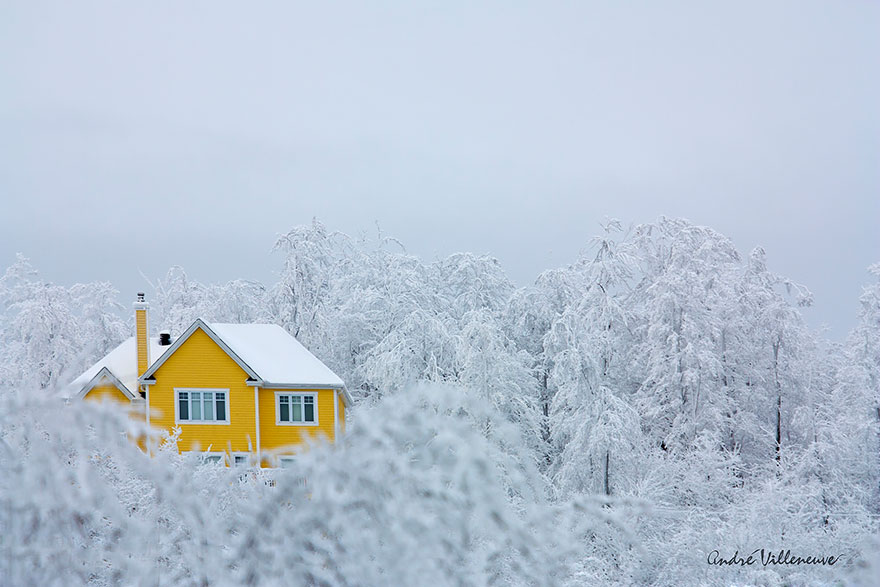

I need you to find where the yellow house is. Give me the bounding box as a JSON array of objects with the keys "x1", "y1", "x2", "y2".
[{"x1": 70, "y1": 293, "x2": 350, "y2": 467}]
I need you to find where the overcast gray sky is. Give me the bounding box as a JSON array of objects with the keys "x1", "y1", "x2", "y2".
[{"x1": 1, "y1": 1, "x2": 877, "y2": 338}]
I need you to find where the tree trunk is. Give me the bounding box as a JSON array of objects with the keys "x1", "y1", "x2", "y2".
[
  {"x1": 773, "y1": 338, "x2": 782, "y2": 465},
  {"x1": 541, "y1": 370, "x2": 552, "y2": 467},
  {"x1": 604, "y1": 450, "x2": 611, "y2": 496},
  {"x1": 776, "y1": 394, "x2": 782, "y2": 464}
]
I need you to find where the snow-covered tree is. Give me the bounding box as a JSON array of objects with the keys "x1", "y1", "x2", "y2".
[
  {"x1": 0, "y1": 255, "x2": 127, "y2": 391},
  {"x1": 729, "y1": 246, "x2": 814, "y2": 468},
  {"x1": 150, "y1": 266, "x2": 271, "y2": 337},
  {"x1": 270, "y1": 218, "x2": 347, "y2": 355},
  {"x1": 2, "y1": 218, "x2": 877, "y2": 585},
  {"x1": 627, "y1": 217, "x2": 742, "y2": 454}
]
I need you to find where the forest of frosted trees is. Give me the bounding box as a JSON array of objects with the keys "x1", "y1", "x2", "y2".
[{"x1": 1, "y1": 217, "x2": 878, "y2": 586}]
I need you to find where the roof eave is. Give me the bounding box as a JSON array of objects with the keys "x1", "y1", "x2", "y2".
[{"x1": 249, "y1": 380, "x2": 353, "y2": 406}]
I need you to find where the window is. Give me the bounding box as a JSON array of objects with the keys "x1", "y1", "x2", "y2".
[
  {"x1": 276, "y1": 393, "x2": 317, "y2": 425},
  {"x1": 189, "y1": 452, "x2": 249, "y2": 467},
  {"x1": 176, "y1": 389, "x2": 229, "y2": 423}
]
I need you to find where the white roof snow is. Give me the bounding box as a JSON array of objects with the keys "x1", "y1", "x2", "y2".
[
  {"x1": 69, "y1": 321, "x2": 346, "y2": 402},
  {"x1": 66, "y1": 336, "x2": 172, "y2": 399},
  {"x1": 207, "y1": 323, "x2": 344, "y2": 388}
]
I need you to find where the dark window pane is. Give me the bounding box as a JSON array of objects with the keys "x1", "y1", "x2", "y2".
[
  {"x1": 179, "y1": 394, "x2": 188, "y2": 420},
  {"x1": 280, "y1": 401, "x2": 289, "y2": 422},
  {"x1": 304, "y1": 401, "x2": 314, "y2": 422},
  {"x1": 216, "y1": 397, "x2": 226, "y2": 421}
]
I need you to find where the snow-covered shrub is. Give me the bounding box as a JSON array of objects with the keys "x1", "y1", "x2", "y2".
[{"x1": 0, "y1": 384, "x2": 616, "y2": 586}]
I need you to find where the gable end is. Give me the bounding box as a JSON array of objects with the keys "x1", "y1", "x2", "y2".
[
  {"x1": 139, "y1": 319, "x2": 261, "y2": 385},
  {"x1": 77, "y1": 366, "x2": 137, "y2": 401}
]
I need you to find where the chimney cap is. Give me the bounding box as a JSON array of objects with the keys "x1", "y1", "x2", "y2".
[{"x1": 133, "y1": 292, "x2": 149, "y2": 309}]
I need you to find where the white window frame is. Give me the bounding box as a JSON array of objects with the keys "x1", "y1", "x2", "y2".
[
  {"x1": 275, "y1": 391, "x2": 319, "y2": 426},
  {"x1": 174, "y1": 388, "x2": 231, "y2": 425},
  {"x1": 192, "y1": 452, "x2": 225, "y2": 466},
  {"x1": 231, "y1": 453, "x2": 251, "y2": 467},
  {"x1": 187, "y1": 451, "x2": 251, "y2": 467}
]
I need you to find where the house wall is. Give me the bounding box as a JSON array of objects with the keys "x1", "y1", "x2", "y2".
[
  {"x1": 149, "y1": 328, "x2": 256, "y2": 454},
  {"x1": 148, "y1": 326, "x2": 346, "y2": 464},
  {"x1": 83, "y1": 381, "x2": 146, "y2": 448},
  {"x1": 258, "y1": 388, "x2": 339, "y2": 460}
]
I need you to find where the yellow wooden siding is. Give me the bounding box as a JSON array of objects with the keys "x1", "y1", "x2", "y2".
[
  {"x1": 83, "y1": 382, "x2": 146, "y2": 447},
  {"x1": 258, "y1": 388, "x2": 337, "y2": 456},
  {"x1": 136, "y1": 308, "x2": 149, "y2": 377},
  {"x1": 338, "y1": 395, "x2": 345, "y2": 434},
  {"x1": 84, "y1": 382, "x2": 131, "y2": 404},
  {"x1": 149, "y1": 328, "x2": 256, "y2": 454}
]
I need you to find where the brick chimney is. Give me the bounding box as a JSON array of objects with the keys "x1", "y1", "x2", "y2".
[{"x1": 134, "y1": 293, "x2": 150, "y2": 377}]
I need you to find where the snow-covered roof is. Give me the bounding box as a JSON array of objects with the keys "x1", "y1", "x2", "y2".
[
  {"x1": 70, "y1": 321, "x2": 349, "y2": 404},
  {"x1": 207, "y1": 323, "x2": 345, "y2": 389},
  {"x1": 66, "y1": 336, "x2": 172, "y2": 399}
]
